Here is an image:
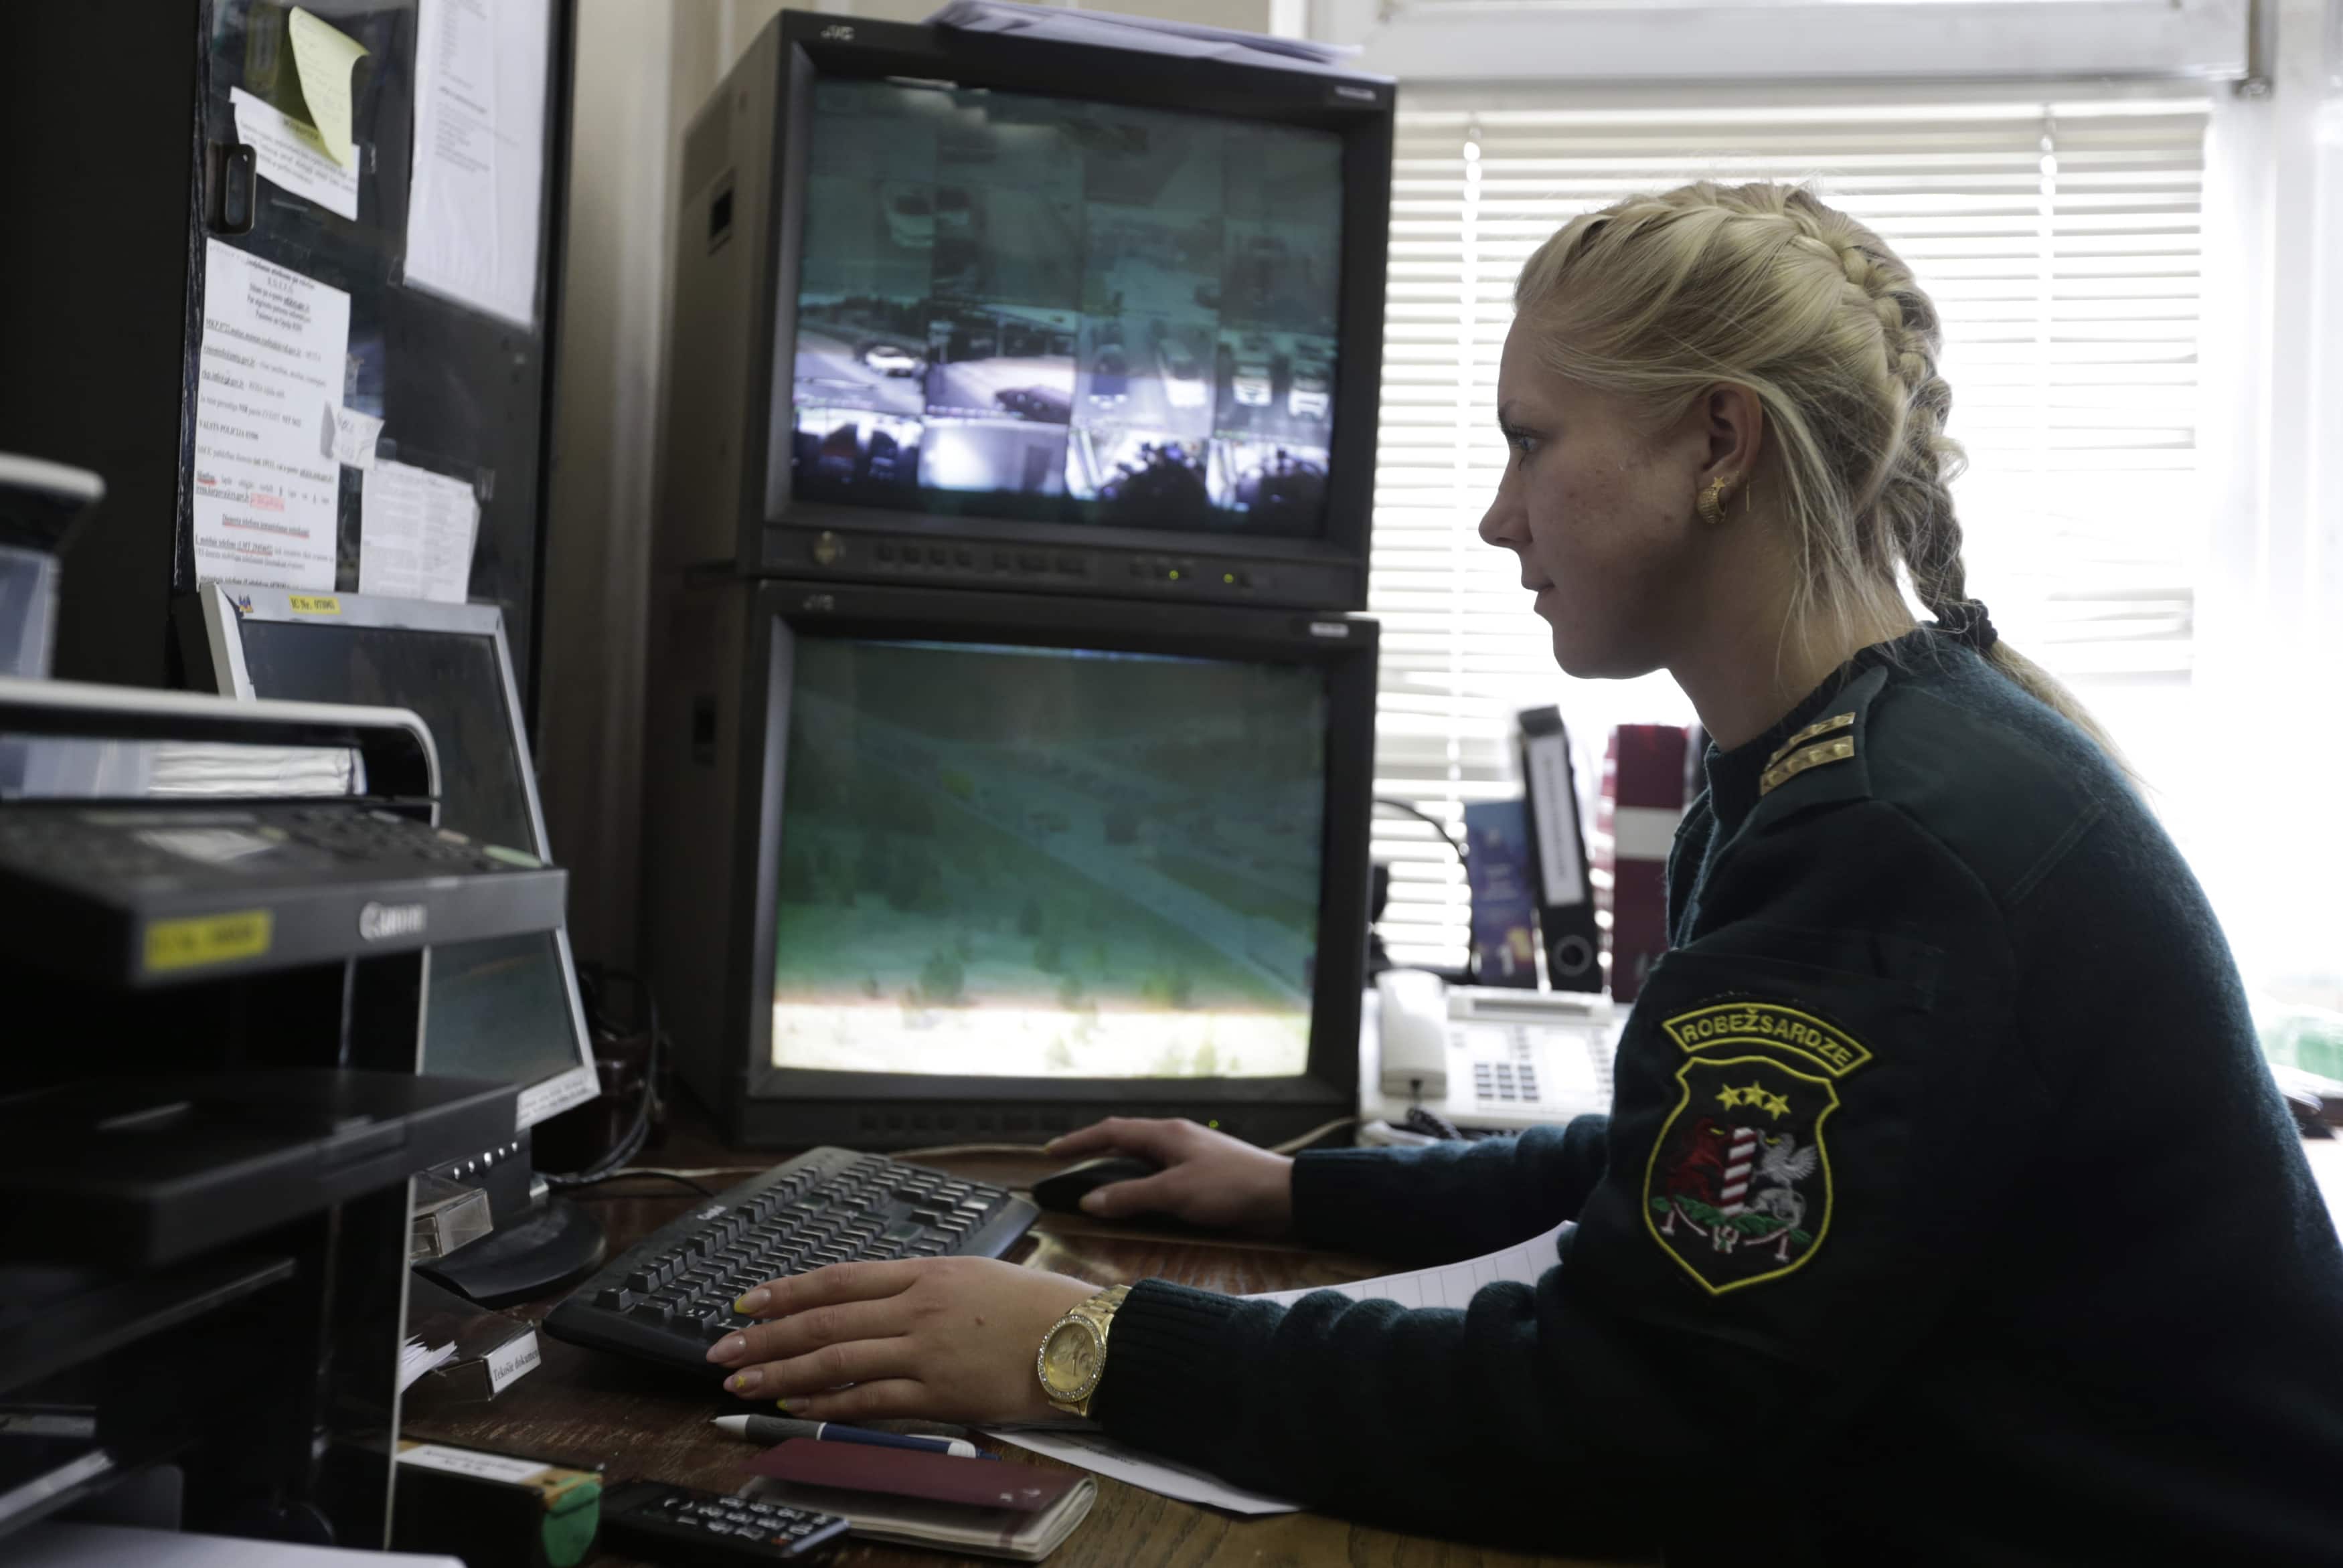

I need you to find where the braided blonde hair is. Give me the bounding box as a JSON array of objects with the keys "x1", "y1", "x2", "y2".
[{"x1": 1512, "y1": 180, "x2": 2117, "y2": 756}]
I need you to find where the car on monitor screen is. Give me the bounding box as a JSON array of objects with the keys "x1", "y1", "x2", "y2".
[
  {"x1": 997, "y1": 385, "x2": 1072, "y2": 423},
  {"x1": 1161, "y1": 344, "x2": 1208, "y2": 409},
  {"x1": 1088, "y1": 349, "x2": 1130, "y2": 409},
  {"x1": 1288, "y1": 361, "x2": 1330, "y2": 420},
  {"x1": 862, "y1": 343, "x2": 923, "y2": 377},
  {"x1": 1232, "y1": 349, "x2": 1274, "y2": 408}
]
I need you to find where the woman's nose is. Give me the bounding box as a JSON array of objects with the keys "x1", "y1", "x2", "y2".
[{"x1": 1478, "y1": 491, "x2": 1520, "y2": 549}]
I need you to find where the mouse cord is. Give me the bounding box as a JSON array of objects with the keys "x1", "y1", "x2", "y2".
[{"x1": 890, "y1": 1116, "x2": 1356, "y2": 1164}]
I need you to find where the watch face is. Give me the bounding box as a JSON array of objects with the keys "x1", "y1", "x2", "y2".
[{"x1": 1041, "y1": 1321, "x2": 1101, "y2": 1397}]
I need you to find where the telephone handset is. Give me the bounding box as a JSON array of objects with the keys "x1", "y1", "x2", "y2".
[{"x1": 1376, "y1": 968, "x2": 1449, "y2": 1098}]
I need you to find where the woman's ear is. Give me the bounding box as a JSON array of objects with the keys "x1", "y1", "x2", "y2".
[{"x1": 1700, "y1": 382, "x2": 1765, "y2": 488}]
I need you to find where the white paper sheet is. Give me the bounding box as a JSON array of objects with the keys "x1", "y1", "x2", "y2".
[
  {"x1": 326, "y1": 404, "x2": 384, "y2": 469},
  {"x1": 404, "y1": 0, "x2": 549, "y2": 327},
  {"x1": 987, "y1": 1219, "x2": 1571, "y2": 1513},
  {"x1": 231, "y1": 86, "x2": 357, "y2": 220},
  {"x1": 9, "y1": 1522, "x2": 461, "y2": 1567},
  {"x1": 192, "y1": 240, "x2": 349, "y2": 590},
  {"x1": 359, "y1": 459, "x2": 478, "y2": 603}
]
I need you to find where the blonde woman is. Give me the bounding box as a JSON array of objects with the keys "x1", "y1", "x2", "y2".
[{"x1": 706, "y1": 184, "x2": 2343, "y2": 1561}]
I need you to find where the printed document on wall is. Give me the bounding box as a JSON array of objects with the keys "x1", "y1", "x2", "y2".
[
  {"x1": 192, "y1": 240, "x2": 349, "y2": 590},
  {"x1": 359, "y1": 460, "x2": 478, "y2": 604},
  {"x1": 404, "y1": 0, "x2": 549, "y2": 327}
]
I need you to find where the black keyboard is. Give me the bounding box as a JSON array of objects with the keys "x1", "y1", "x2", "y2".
[{"x1": 544, "y1": 1148, "x2": 1038, "y2": 1375}]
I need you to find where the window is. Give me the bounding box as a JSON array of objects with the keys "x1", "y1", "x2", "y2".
[{"x1": 1369, "y1": 85, "x2": 2211, "y2": 970}]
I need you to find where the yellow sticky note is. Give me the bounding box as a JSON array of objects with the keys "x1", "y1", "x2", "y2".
[{"x1": 289, "y1": 7, "x2": 368, "y2": 169}]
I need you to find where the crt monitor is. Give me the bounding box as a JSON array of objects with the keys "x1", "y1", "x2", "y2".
[
  {"x1": 642, "y1": 578, "x2": 1374, "y2": 1150},
  {"x1": 659, "y1": 12, "x2": 1392, "y2": 610},
  {"x1": 192, "y1": 585, "x2": 599, "y2": 1131}
]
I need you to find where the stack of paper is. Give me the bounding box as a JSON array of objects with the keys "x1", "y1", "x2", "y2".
[{"x1": 398, "y1": 1334, "x2": 457, "y2": 1393}]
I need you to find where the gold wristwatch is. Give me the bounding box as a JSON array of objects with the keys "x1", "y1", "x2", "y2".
[{"x1": 1036, "y1": 1284, "x2": 1130, "y2": 1417}]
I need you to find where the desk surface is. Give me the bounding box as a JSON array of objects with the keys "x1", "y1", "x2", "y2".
[{"x1": 404, "y1": 1132, "x2": 1612, "y2": 1568}]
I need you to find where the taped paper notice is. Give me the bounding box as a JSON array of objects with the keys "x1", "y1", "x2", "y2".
[
  {"x1": 230, "y1": 86, "x2": 357, "y2": 220},
  {"x1": 192, "y1": 240, "x2": 349, "y2": 590},
  {"x1": 288, "y1": 7, "x2": 368, "y2": 167},
  {"x1": 404, "y1": 0, "x2": 549, "y2": 326},
  {"x1": 397, "y1": 1444, "x2": 548, "y2": 1486},
  {"x1": 359, "y1": 460, "x2": 477, "y2": 604},
  {"x1": 323, "y1": 404, "x2": 382, "y2": 469}
]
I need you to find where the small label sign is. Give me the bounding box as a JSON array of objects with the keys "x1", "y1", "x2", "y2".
[
  {"x1": 145, "y1": 910, "x2": 273, "y2": 974},
  {"x1": 357, "y1": 901, "x2": 426, "y2": 942},
  {"x1": 289, "y1": 595, "x2": 341, "y2": 614}
]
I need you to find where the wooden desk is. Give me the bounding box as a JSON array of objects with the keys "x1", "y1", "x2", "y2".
[{"x1": 404, "y1": 1140, "x2": 1607, "y2": 1568}]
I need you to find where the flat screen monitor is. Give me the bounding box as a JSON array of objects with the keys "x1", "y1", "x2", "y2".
[
  {"x1": 194, "y1": 584, "x2": 598, "y2": 1129},
  {"x1": 659, "y1": 14, "x2": 1392, "y2": 611},
  {"x1": 643, "y1": 580, "x2": 1374, "y2": 1151}
]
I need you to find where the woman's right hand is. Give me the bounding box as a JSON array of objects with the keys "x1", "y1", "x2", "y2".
[{"x1": 1042, "y1": 1117, "x2": 1295, "y2": 1237}]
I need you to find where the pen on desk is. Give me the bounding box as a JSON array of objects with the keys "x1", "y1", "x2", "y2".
[{"x1": 711, "y1": 1414, "x2": 983, "y2": 1459}]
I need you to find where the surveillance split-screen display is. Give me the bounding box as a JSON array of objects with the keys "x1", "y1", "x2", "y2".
[
  {"x1": 769, "y1": 638, "x2": 1327, "y2": 1079},
  {"x1": 787, "y1": 76, "x2": 1343, "y2": 537}
]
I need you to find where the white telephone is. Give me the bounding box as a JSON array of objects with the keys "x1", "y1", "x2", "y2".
[{"x1": 1362, "y1": 970, "x2": 1623, "y2": 1134}]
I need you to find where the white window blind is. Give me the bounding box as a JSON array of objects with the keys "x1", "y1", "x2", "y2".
[{"x1": 1370, "y1": 86, "x2": 2210, "y2": 970}]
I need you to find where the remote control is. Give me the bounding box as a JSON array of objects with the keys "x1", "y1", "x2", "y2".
[{"x1": 599, "y1": 1479, "x2": 850, "y2": 1563}]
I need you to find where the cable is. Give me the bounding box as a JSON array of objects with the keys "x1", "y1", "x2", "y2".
[
  {"x1": 1268, "y1": 1115, "x2": 1357, "y2": 1155},
  {"x1": 893, "y1": 1117, "x2": 1357, "y2": 1164},
  {"x1": 566, "y1": 1170, "x2": 714, "y2": 1199},
  {"x1": 889, "y1": 1142, "x2": 1058, "y2": 1160},
  {"x1": 1372, "y1": 796, "x2": 1476, "y2": 981},
  {"x1": 544, "y1": 964, "x2": 667, "y2": 1190}
]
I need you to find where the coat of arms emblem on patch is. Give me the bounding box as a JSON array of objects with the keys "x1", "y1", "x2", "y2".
[{"x1": 1643, "y1": 999, "x2": 1874, "y2": 1294}]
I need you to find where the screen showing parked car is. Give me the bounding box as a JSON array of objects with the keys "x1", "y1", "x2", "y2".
[{"x1": 785, "y1": 76, "x2": 1342, "y2": 540}]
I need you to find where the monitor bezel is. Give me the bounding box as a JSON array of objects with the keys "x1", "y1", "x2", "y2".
[
  {"x1": 193, "y1": 582, "x2": 600, "y2": 1130},
  {"x1": 745, "y1": 13, "x2": 1392, "y2": 580},
  {"x1": 734, "y1": 580, "x2": 1372, "y2": 1124}
]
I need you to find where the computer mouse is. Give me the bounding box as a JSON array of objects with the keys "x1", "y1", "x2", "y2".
[{"x1": 1031, "y1": 1155, "x2": 1162, "y2": 1214}]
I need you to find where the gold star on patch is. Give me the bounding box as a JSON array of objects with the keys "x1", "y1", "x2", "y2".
[
  {"x1": 1716, "y1": 1085, "x2": 1745, "y2": 1110},
  {"x1": 1743, "y1": 1086, "x2": 1791, "y2": 1119}
]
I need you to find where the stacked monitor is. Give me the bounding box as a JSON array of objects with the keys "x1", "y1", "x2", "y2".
[{"x1": 648, "y1": 13, "x2": 1390, "y2": 1149}]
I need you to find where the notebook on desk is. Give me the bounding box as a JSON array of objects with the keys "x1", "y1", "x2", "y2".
[{"x1": 744, "y1": 1439, "x2": 1097, "y2": 1561}]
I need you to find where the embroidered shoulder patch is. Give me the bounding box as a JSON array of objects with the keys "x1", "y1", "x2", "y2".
[{"x1": 1643, "y1": 999, "x2": 1871, "y2": 1294}]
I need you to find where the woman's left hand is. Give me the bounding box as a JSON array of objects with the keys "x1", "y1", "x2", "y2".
[{"x1": 706, "y1": 1258, "x2": 1101, "y2": 1425}]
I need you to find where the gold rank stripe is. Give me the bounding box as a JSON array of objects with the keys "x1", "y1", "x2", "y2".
[
  {"x1": 1764, "y1": 711, "x2": 1854, "y2": 770},
  {"x1": 1759, "y1": 735, "x2": 1855, "y2": 796}
]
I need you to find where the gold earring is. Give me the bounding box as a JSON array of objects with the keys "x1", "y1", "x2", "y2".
[{"x1": 1696, "y1": 477, "x2": 1731, "y2": 527}]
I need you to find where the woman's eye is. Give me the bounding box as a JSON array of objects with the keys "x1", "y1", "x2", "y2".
[{"x1": 1506, "y1": 431, "x2": 1541, "y2": 458}]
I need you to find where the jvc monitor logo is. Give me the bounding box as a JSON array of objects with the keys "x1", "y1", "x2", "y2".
[{"x1": 357, "y1": 901, "x2": 426, "y2": 942}]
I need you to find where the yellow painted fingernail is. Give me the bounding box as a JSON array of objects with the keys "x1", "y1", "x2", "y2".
[
  {"x1": 727, "y1": 1368, "x2": 763, "y2": 1393},
  {"x1": 773, "y1": 1397, "x2": 791, "y2": 1413},
  {"x1": 736, "y1": 1288, "x2": 770, "y2": 1313}
]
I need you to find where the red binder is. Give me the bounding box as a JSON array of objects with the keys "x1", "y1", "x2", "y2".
[{"x1": 1604, "y1": 725, "x2": 1690, "y2": 1003}]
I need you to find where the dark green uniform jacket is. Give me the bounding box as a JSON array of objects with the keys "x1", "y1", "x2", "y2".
[{"x1": 1093, "y1": 628, "x2": 2343, "y2": 1565}]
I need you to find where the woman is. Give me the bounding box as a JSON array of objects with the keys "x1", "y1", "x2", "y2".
[{"x1": 705, "y1": 183, "x2": 2343, "y2": 1562}]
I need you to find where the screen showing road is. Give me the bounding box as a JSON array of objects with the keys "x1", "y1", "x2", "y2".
[
  {"x1": 783, "y1": 76, "x2": 1343, "y2": 539},
  {"x1": 769, "y1": 636, "x2": 1327, "y2": 1078}
]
